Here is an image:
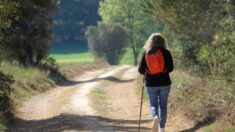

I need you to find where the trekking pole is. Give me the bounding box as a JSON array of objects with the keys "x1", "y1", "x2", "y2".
[{"x1": 138, "y1": 76, "x2": 145, "y2": 132}]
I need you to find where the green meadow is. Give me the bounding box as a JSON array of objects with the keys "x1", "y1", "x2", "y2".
[
  {"x1": 51, "y1": 53, "x2": 94, "y2": 64},
  {"x1": 50, "y1": 43, "x2": 94, "y2": 64},
  {"x1": 50, "y1": 42, "x2": 135, "y2": 65}
]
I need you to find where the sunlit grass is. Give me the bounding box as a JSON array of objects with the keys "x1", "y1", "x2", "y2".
[
  {"x1": 50, "y1": 43, "x2": 138, "y2": 65},
  {"x1": 50, "y1": 43, "x2": 94, "y2": 64},
  {"x1": 1, "y1": 62, "x2": 56, "y2": 108},
  {"x1": 88, "y1": 88, "x2": 107, "y2": 100},
  {"x1": 50, "y1": 52, "x2": 94, "y2": 64}
]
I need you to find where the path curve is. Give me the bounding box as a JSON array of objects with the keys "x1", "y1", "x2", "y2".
[{"x1": 10, "y1": 65, "x2": 201, "y2": 132}]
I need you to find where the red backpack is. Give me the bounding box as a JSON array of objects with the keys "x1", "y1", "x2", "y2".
[{"x1": 145, "y1": 49, "x2": 165, "y2": 75}]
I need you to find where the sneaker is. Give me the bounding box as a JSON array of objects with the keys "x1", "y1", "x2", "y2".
[
  {"x1": 151, "y1": 116, "x2": 159, "y2": 132},
  {"x1": 159, "y1": 128, "x2": 165, "y2": 132}
]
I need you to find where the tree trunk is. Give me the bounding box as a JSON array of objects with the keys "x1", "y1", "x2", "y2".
[
  {"x1": 133, "y1": 51, "x2": 138, "y2": 65},
  {"x1": 129, "y1": 36, "x2": 138, "y2": 65}
]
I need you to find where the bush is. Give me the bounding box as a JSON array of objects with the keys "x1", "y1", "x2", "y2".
[
  {"x1": 0, "y1": 71, "x2": 14, "y2": 111},
  {"x1": 0, "y1": 71, "x2": 14, "y2": 130},
  {"x1": 170, "y1": 70, "x2": 235, "y2": 129},
  {"x1": 86, "y1": 22, "x2": 129, "y2": 65},
  {"x1": 197, "y1": 14, "x2": 235, "y2": 81},
  {"x1": 3, "y1": 0, "x2": 57, "y2": 66}
]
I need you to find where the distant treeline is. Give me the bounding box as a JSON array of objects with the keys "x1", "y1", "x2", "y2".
[{"x1": 52, "y1": 0, "x2": 101, "y2": 43}]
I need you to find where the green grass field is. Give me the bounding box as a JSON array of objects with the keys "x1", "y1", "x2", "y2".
[
  {"x1": 50, "y1": 43, "x2": 94, "y2": 64},
  {"x1": 50, "y1": 52, "x2": 94, "y2": 64},
  {"x1": 50, "y1": 42, "x2": 135, "y2": 65}
]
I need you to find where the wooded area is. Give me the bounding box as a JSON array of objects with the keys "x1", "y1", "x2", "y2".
[
  {"x1": 53, "y1": 0, "x2": 100, "y2": 43},
  {"x1": 99, "y1": 0, "x2": 163, "y2": 65},
  {"x1": 0, "y1": 0, "x2": 234, "y2": 131},
  {"x1": 140, "y1": 0, "x2": 235, "y2": 81}
]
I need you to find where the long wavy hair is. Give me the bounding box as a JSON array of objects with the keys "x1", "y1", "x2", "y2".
[{"x1": 143, "y1": 33, "x2": 167, "y2": 51}]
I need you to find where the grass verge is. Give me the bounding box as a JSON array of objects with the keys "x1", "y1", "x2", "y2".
[
  {"x1": 1, "y1": 63, "x2": 56, "y2": 106},
  {"x1": 58, "y1": 59, "x2": 108, "y2": 79},
  {"x1": 170, "y1": 70, "x2": 235, "y2": 131},
  {"x1": 134, "y1": 70, "x2": 235, "y2": 131},
  {"x1": 0, "y1": 62, "x2": 58, "y2": 131}
]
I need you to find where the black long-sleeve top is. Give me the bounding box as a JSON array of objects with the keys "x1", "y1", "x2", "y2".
[{"x1": 138, "y1": 48, "x2": 174, "y2": 87}]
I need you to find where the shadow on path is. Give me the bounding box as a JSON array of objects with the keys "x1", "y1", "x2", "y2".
[
  {"x1": 9, "y1": 114, "x2": 151, "y2": 132},
  {"x1": 178, "y1": 116, "x2": 216, "y2": 132},
  {"x1": 58, "y1": 76, "x2": 134, "y2": 87}
]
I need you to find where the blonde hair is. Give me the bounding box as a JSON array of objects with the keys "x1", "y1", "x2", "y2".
[{"x1": 143, "y1": 33, "x2": 167, "y2": 51}]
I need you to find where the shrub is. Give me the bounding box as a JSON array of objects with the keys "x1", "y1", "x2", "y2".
[
  {"x1": 0, "y1": 71, "x2": 14, "y2": 130},
  {"x1": 3, "y1": 0, "x2": 57, "y2": 66},
  {"x1": 170, "y1": 70, "x2": 235, "y2": 129},
  {"x1": 86, "y1": 23, "x2": 129, "y2": 65},
  {"x1": 197, "y1": 13, "x2": 235, "y2": 81}
]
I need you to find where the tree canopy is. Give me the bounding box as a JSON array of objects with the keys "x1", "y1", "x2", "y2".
[
  {"x1": 53, "y1": 0, "x2": 100, "y2": 43},
  {"x1": 86, "y1": 23, "x2": 129, "y2": 65},
  {"x1": 99, "y1": 0, "x2": 163, "y2": 65},
  {"x1": 0, "y1": 1, "x2": 17, "y2": 127},
  {"x1": 0, "y1": 0, "x2": 18, "y2": 61},
  {"x1": 2, "y1": 0, "x2": 58, "y2": 66},
  {"x1": 140, "y1": 0, "x2": 235, "y2": 81}
]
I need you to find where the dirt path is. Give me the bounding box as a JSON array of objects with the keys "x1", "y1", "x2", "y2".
[{"x1": 9, "y1": 65, "x2": 201, "y2": 132}]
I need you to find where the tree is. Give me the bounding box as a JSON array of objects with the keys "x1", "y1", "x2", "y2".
[
  {"x1": 3, "y1": 0, "x2": 58, "y2": 66},
  {"x1": 0, "y1": 1, "x2": 17, "y2": 128},
  {"x1": 140, "y1": 0, "x2": 235, "y2": 80},
  {"x1": 140, "y1": 0, "x2": 226, "y2": 64},
  {"x1": 99, "y1": 0, "x2": 163, "y2": 65},
  {"x1": 53, "y1": 0, "x2": 101, "y2": 43},
  {"x1": 0, "y1": 1, "x2": 18, "y2": 36},
  {"x1": 140, "y1": 0, "x2": 226, "y2": 42},
  {"x1": 86, "y1": 23, "x2": 129, "y2": 65},
  {"x1": 0, "y1": 0, "x2": 18, "y2": 61},
  {"x1": 0, "y1": 71, "x2": 14, "y2": 117}
]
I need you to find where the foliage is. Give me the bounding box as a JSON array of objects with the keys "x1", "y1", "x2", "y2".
[
  {"x1": 86, "y1": 23, "x2": 129, "y2": 65},
  {"x1": 3, "y1": 0, "x2": 58, "y2": 66},
  {"x1": 140, "y1": 0, "x2": 224, "y2": 63},
  {"x1": 99, "y1": 0, "x2": 163, "y2": 65},
  {"x1": 0, "y1": 1, "x2": 18, "y2": 129},
  {"x1": 198, "y1": 7, "x2": 235, "y2": 81},
  {"x1": 0, "y1": 71, "x2": 14, "y2": 109},
  {"x1": 140, "y1": 0, "x2": 225, "y2": 42},
  {"x1": 0, "y1": 0, "x2": 18, "y2": 62},
  {"x1": 0, "y1": 71, "x2": 14, "y2": 131},
  {"x1": 140, "y1": 0, "x2": 235, "y2": 81},
  {"x1": 139, "y1": 0, "x2": 235, "y2": 129},
  {"x1": 52, "y1": 0, "x2": 100, "y2": 43},
  {"x1": 0, "y1": 0, "x2": 18, "y2": 34}
]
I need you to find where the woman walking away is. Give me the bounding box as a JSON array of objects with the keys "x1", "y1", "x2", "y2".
[{"x1": 138, "y1": 33, "x2": 174, "y2": 132}]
